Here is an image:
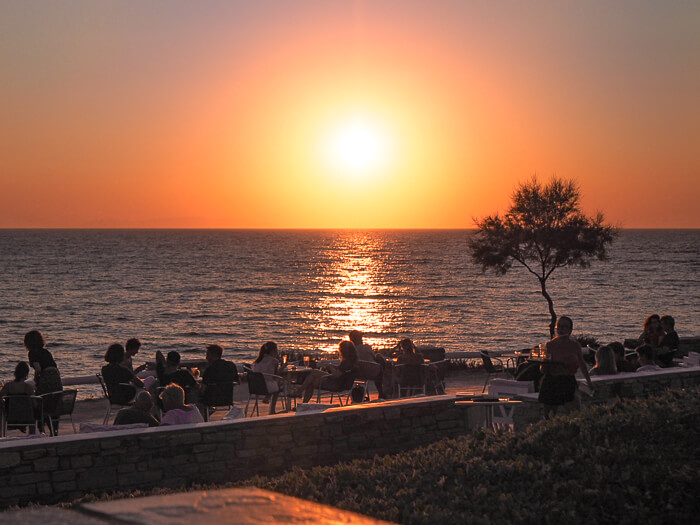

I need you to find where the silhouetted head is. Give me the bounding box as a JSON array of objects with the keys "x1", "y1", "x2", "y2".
[
  {"x1": 125, "y1": 338, "x2": 141, "y2": 356},
  {"x1": 398, "y1": 338, "x2": 416, "y2": 354},
  {"x1": 160, "y1": 384, "x2": 185, "y2": 411},
  {"x1": 349, "y1": 330, "x2": 363, "y2": 345},
  {"x1": 105, "y1": 343, "x2": 125, "y2": 364},
  {"x1": 133, "y1": 390, "x2": 153, "y2": 411},
  {"x1": 643, "y1": 314, "x2": 660, "y2": 331},
  {"x1": 206, "y1": 344, "x2": 224, "y2": 363},
  {"x1": 555, "y1": 316, "x2": 573, "y2": 336},
  {"x1": 24, "y1": 330, "x2": 45, "y2": 352},
  {"x1": 14, "y1": 361, "x2": 30, "y2": 381},
  {"x1": 608, "y1": 341, "x2": 625, "y2": 359},
  {"x1": 254, "y1": 341, "x2": 277, "y2": 364},
  {"x1": 166, "y1": 351, "x2": 181, "y2": 366},
  {"x1": 660, "y1": 315, "x2": 675, "y2": 331},
  {"x1": 339, "y1": 340, "x2": 357, "y2": 364},
  {"x1": 636, "y1": 344, "x2": 654, "y2": 364},
  {"x1": 594, "y1": 346, "x2": 617, "y2": 374}
]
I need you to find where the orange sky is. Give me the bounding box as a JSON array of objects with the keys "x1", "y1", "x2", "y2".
[{"x1": 1, "y1": 1, "x2": 699, "y2": 228}]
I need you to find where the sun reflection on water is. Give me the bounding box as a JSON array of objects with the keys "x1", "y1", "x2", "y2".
[{"x1": 307, "y1": 232, "x2": 406, "y2": 353}]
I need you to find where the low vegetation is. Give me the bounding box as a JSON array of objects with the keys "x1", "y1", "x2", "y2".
[{"x1": 244, "y1": 388, "x2": 700, "y2": 524}]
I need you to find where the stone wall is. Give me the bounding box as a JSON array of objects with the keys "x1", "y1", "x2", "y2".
[
  {"x1": 0, "y1": 396, "x2": 481, "y2": 508},
  {"x1": 2, "y1": 367, "x2": 699, "y2": 509},
  {"x1": 512, "y1": 366, "x2": 700, "y2": 427}
]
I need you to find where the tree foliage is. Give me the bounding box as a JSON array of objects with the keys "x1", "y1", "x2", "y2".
[{"x1": 469, "y1": 177, "x2": 617, "y2": 337}]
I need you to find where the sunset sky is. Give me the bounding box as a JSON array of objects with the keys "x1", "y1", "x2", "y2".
[{"x1": 1, "y1": 1, "x2": 698, "y2": 229}]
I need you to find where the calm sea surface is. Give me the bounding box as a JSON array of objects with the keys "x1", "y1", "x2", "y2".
[{"x1": 0, "y1": 229, "x2": 698, "y2": 393}]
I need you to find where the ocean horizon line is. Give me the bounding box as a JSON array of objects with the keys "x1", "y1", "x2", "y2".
[{"x1": 2, "y1": 227, "x2": 699, "y2": 232}]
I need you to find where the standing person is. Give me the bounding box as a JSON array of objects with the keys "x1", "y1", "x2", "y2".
[
  {"x1": 25, "y1": 330, "x2": 62, "y2": 432},
  {"x1": 201, "y1": 344, "x2": 240, "y2": 408},
  {"x1": 252, "y1": 342, "x2": 284, "y2": 415},
  {"x1": 25, "y1": 330, "x2": 62, "y2": 395},
  {"x1": 538, "y1": 316, "x2": 593, "y2": 419}
]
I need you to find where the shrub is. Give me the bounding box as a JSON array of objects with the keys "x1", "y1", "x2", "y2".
[{"x1": 243, "y1": 388, "x2": 700, "y2": 524}]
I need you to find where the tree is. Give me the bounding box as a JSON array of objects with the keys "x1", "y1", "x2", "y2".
[{"x1": 469, "y1": 177, "x2": 617, "y2": 338}]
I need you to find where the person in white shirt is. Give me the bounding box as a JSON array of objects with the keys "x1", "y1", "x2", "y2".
[{"x1": 160, "y1": 384, "x2": 204, "y2": 425}]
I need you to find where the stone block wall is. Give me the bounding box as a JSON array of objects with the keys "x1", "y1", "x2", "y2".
[
  {"x1": 0, "y1": 396, "x2": 478, "y2": 508},
  {"x1": 512, "y1": 367, "x2": 700, "y2": 427}
]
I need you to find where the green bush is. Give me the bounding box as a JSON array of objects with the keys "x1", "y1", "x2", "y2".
[{"x1": 244, "y1": 388, "x2": 700, "y2": 524}]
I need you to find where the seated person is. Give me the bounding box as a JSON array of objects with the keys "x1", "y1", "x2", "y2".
[
  {"x1": 252, "y1": 341, "x2": 284, "y2": 415},
  {"x1": 635, "y1": 344, "x2": 661, "y2": 372},
  {"x1": 396, "y1": 338, "x2": 424, "y2": 365},
  {"x1": 160, "y1": 384, "x2": 204, "y2": 425},
  {"x1": 201, "y1": 343, "x2": 240, "y2": 407},
  {"x1": 658, "y1": 315, "x2": 679, "y2": 367},
  {"x1": 0, "y1": 361, "x2": 35, "y2": 397},
  {"x1": 350, "y1": 330, "x2": 385, "y2": 398},
  {"x1": 589, "y1": 345, "x2": 618, "y2": 376},
  {"x1": 609, "y1": 341, "x2": 638, "y2": 372},
  {"x1": 395, "y1": 338, "x2": 426, "y2": 393},
  {"x1": 113, "y1": 390, "x2": 160, "y2": 427},
  {"x1": 293, "y1": 340, "x2": 358, "y2": 403},
  {"x1": 639, "y1": 314, "x2": 664, "y2": 347},
  {"x1": 349, "y1": 330, "x2": 374, "y2": 361},
  {"x1": 155, "y1": 350, "x2": 198, "y2": 395},
  {"x1": 102, "y1": 343, "x2": 144, "y2": 405}
]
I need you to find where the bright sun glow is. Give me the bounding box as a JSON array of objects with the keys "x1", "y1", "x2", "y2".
[{"x1": 321, "y1": 115, "x2": 395, "y2": 176}]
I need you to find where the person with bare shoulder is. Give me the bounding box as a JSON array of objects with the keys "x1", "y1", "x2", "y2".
[{"x1": 538, "y1": 316, "x2": 593, "y2": 419}]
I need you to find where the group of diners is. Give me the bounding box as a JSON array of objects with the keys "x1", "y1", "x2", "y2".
[
  {"x1": 588, "y1": 313, "x2": 680, "y2": 375},
  {"x1": 100, "y1": 339, "x2": 240, "y2": 427},
  {"x1": 0, "y1": 328, "x2": 432, "y2": 433},
  {"x1": 512, "y1": 314, "x2": 683, "y2": 420}
]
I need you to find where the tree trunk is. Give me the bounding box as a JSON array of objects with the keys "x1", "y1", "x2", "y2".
[{"x1": 539, "y1": 277, "x2": 557, "y2": 338}]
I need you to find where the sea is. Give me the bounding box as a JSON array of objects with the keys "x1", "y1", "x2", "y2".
[{"x1": 0, "y1": 229, "x2": 698, "y2": 397}]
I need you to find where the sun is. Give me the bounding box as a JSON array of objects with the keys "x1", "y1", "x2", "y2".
[{"x1": 321, "y1": 114, "x2": 395, "y2": 176}]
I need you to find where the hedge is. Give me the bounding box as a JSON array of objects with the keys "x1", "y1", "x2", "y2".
[{"x1": 243, "y1": 388, "x2": 700, "y2": 524}]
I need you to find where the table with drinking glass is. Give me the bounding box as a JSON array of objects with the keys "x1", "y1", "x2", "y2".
[{"x1": 280, "y1": 365, "x2": 314, "y2": 411}]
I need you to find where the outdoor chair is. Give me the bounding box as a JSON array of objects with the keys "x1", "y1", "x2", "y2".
[
  {"x1": 1, "y1": 395, "x2": 43, "y2": 437},
  {"x1": 97, "y1": 373, "x2": 134, "y2": 424},
  {"x1": 426, "y1": 359, "x2": 448, "y2": 395},
  {"x1": 40, "y1": 389, "x2": 78, "y2": 436},
  {"x1": 350, "y1": 360, "x2": 382, "y2": 403},
  {"x1": 315, "y1": 369, "x2": 356, "y2": 406},
  {"x1": 394, "y1": 363, "x2": 427, "y2": 397},
  {"x1": 200, "y1": 381, "x2": 238, "y2": 421},
  {"x1": 480, "y1": 351, "x2": 516, "y2": 393},
  {"x1": 244, "y1": 371, "x2": 285, "y2": 417}
]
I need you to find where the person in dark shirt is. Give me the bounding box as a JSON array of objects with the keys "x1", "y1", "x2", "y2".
[
  {"x1": 155, "y1": 350, "x2": 198, "y2": 391},
  {"x1": 24, "y1": 330, "x2": 62, "y2": 395},
  {"x1": 658, "y1": 315, "x2": 679, "y2": 367},
  {"x1": 114, "y1": 390, "x2": 160, "y2": 427},
  {"x1": 102, "y1": 343, "x2": 143, "y2": 405},
  {"x1": 609, "y1": 341, "x2": 638, "y2": 372},
  {"x1": 201, "y1": 344, "x2": 240, "y2": 407}
]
